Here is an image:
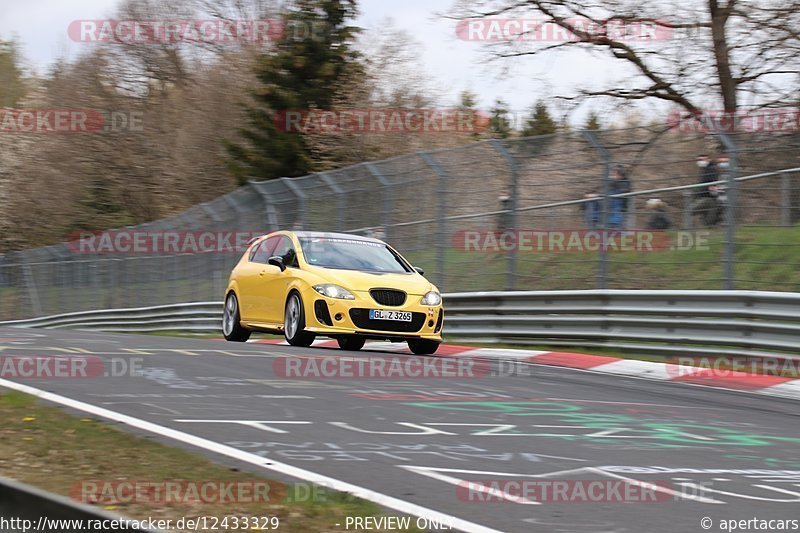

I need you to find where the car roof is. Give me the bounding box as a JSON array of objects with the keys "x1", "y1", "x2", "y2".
[{"x1": 291, "y1": 231, "x2": 385, "y2": 244}]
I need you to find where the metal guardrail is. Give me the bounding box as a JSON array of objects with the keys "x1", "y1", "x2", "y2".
[
  {"x1": 0, "y1": 476, "x2": 158, "y2": 532},
  {"x1": 443, "y1": 290, "x2": 800, "y2": 359},
  {"x1": 1, "y1": 291, "x2": 799, "y2": 359},
  {"x1": 0, "y1": 302, "x2": 222, "y2": 332}
]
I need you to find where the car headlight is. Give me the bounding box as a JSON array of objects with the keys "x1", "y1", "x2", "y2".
[
  {"x1": 421, "y1": 291, "x2": 442, "y2": 306},
  {"x1": 313, "y1": 284, "x2": 355, "y2": 300}
]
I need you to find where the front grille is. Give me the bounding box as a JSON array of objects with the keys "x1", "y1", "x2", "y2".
[
  {"x1": 370, "y1": 289, "x2": 406, "y2": 306},
  {"x1": 314, "y1": 300, "x2": 333, "y2": 326},
  {"x1": 434, "y1": 309, "x2": 444, "y2": 333},
  {"x1": 349, "y1": 308, "x2": 425, "y2": 333}
]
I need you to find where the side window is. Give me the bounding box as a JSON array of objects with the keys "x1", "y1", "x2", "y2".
[
  {"x1": 250, "y1": 236, "x2": 279, "y2": 264},
  {"x1": 272, "y1": 236, "x2": 299, "y2": 268},
  {"x1": 248, "y1": 241, "x2": 263, "y2": 262}
]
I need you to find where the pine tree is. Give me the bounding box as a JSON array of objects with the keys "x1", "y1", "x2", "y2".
[
  {"x1": 521, "y1": 101, "x2": 557, "y2": 137},
  {"x1": 457, "y1": 90, "x2": 483, "y2": 138},
  {"x1": 226, "y1": 0, "x2": 360, "y2": 184},
  {"x1": 489, "y1": 98, "x2": 511, "y2": 138},
  {"x1": 585, "y1": 110, "x2": 601, "y2": 131},
  {"x1": 458, "y1": 90, "x2": 477, "y2": 111}
]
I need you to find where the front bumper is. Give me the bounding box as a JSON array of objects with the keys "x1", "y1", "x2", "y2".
[{"x1": 301, "y1": 287, "x2": 443, "y2": 341}]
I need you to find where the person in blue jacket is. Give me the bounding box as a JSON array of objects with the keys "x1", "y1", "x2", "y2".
[{"x1": 608, "y1": 165, "x2": 632, "y2": 228}]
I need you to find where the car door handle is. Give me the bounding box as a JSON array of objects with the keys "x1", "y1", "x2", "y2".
[{"x1": 259, "y1": 271, "x2": 266, "y2": 276}]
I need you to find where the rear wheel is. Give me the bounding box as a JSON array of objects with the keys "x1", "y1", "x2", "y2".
[
  {"x1": 284, "y1": 293, "x2": 315, "y2": 347},
  {"x1": 407, "y1": 338, "x2": 440, "y2": 355},
  {"x1": 222, "y1": 293, "x2": 251, "y2": 342},
  {"x1": 337, "y1": 336, "x2": 366, "y2": 351}
]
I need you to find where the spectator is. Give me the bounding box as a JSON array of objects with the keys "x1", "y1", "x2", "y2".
[
  {"x1": 692, "y1": 154, "x2": 721, "y2": 226},
  {"x1": 609, "y1": 165, "x2": 632, "y2": 228},
  {"x1": 645, "y1": 198, "x2": 672, "y2": 230},
  {"x1": 710, "y1": 153, "x2": 732, "y2": 225},
  {"x1": 695, "y1": 154, "x2": 717, "y2": 196},
  {"x1": 496, "y1": 195, "x2": 512, "y2": 233},
  {"x1": 580, "y1": 192, "x2": 601, "y2": 229}
]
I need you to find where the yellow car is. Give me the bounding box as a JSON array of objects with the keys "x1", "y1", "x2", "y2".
[{"x1": 222, "y1": 231, "x2": 443, "y2": 354}]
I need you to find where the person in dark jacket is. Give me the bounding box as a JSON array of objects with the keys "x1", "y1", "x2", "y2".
[
  {"x1": 692, "y1": 154, "x2": 722, "y2": 226},
  {"x1": 645, "y1": 198, "x2": 672, "y2": 230},
  {"x1": 609, "y1": 165, "x2": 632, "y2": 228},
  {"x1": 696, "y1": 154, "x2": 718, "y2": 197}
]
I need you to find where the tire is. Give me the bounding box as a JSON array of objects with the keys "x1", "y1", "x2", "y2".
[
  {"x1": 407, "y1": 338, "x2": 440, "y2": 355},
  {"x1": 222, "y1": 292, "x2": 251, "y2": 342},
  {"x1": 284, "y1": 292, "x2": 315, "y2": 347},
  {"x1": 337, "y1": 336, "x2": 365, "y2": 351}
]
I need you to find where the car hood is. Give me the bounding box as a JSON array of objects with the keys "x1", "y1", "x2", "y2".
[{"x1": 304, "y1": 266, "x2": 435, "y2": 295}]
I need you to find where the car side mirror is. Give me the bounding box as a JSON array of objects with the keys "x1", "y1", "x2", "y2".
[
  {"x1": 413, "y1": 266, "x2": 424, "y2": 275},
  {"x1": 268, "y1": 255, "x2": 286, "y2": 271}
]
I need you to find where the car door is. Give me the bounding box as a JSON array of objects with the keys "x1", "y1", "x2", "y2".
[
  {"x1": 237, "y1": 236, "x2": 280, "y2": 323},
  {"x1": 262, "y1": 236, "x2": 300, "y2": 324}
]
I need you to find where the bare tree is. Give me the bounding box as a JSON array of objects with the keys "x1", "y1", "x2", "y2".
[
  {"x1": 450, "y1": 0, "x2": 800, "y2": 117},
  {"x1": 0, "y1": 0, "x2": 262, "y2": 251},
  {"x1": 303, "y1": 19, "x2": 473, "y2": 166}
]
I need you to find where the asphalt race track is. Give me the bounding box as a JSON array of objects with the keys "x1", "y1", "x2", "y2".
[{"x1": 1, "y1": 328, "x2": 799, "y2": 533}]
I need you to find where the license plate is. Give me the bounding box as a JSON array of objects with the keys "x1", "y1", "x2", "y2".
[{"x1": 369, "y1": 309, "x2": 412, "y2": 322}]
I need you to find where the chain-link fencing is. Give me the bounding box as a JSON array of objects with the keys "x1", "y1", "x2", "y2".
[{"x1": 1, "y1": 125, "x2": 799, "y2": 320}]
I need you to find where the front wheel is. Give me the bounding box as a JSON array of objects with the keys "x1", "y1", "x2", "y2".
[
  {"x1": 407, "y1": 338, "x2": 440, "y2": 355},
  {"x1": 284, "y1": 293, "x2": 315, "y2": 347},
  {"x1": 337, "y1": 336, "x2": 366, "y2": 351},
  {"x1": 223, "y1": 293, "x2": 251, "y2": 342}
]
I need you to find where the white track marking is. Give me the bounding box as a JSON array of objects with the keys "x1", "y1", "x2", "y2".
[
  {"x1": 401, "y1": 465, "x2": 725, "y2": 505},
  {"x1": 757, "y1": 380, "x2": 800, "y2": 399},
  {"x1": 0, "y1": 378, "x2": 503, "y2": 533}
]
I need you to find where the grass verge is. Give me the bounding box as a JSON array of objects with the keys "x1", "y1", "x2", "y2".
[{"x1": 0, "y1": 391, "x2": 422, "y2": 532}]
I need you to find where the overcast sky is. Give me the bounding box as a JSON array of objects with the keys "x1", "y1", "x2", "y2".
[{"x1": 1, "y1": 0, "x2": 628, "y2": 125}]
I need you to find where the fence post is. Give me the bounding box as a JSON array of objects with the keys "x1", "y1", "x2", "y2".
[
  {"x1": 199, "y1": 199, "x2": 228, "y2": 302},
  {"x1": 682, "y1": 190, "x2": 694, "y2": 229},
  {"x1": 107, "y1": 259, "x2": 117, "y2": 309},
  {"x1": 419, "y1": 152, "x2": 448, "y2": 291},
  {"x1": 248, "y1": 183, "x2": 281, "y2": 230},
  {"x1": 489, "y1": 139, "x2": 519, "y2": 290},
  {"x1": 582, "y1": 130, "x2": 611, "y2": 289},
  {"x1": 365, "y1": 163, "x2": 393, "y2": 241},
  {"x1": 199, "y1": 201, "x2": 224, "y2": 227},
  {"x1": 280, "y1": 177, "x2": 307, "y2": 230},
  {"x1": 22, "y1": 264, "x2": 42, "y2": 317},
  {"x1": 318, "y1": 172, "x2": 345, "y2": 232},
  {"x1": 781, "y1": 170, "x2": 792, "y2": 227},
  {"x1": 717, "y1": 132, "x2": 738, "y2": 290}
]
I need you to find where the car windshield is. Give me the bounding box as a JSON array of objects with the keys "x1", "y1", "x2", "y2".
[{"x1": 299, "y1": 237, "x2": 412, "y2": 273}]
